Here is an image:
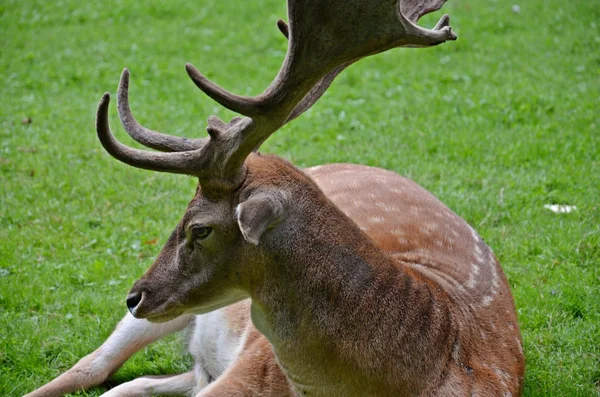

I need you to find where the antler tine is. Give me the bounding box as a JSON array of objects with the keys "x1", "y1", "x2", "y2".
[
  {"x1": 97, "y1": 93, "x2": 210, "y2": 175},
  {"x1": 276, "y1": 19, "x2": 289, "y2": 39},
  {"x1": 185, "y1": 64, "x2": 267, "y2": 118},
  {"x1": 117, "y1": 69, "x2": 204, "y2": 152}
]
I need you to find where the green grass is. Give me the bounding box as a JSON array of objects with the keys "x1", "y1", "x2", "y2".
[{"x1": 1, "y1": 0, "x2": 599, "y2": 395}]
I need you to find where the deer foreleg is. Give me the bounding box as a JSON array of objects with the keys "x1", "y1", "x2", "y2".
[
  {"x1": 24, "y1": 313, "x2": 194, "y2": 397},
  {"x1": 99, "y1": 371, "x2": 197, "y2": 397}
]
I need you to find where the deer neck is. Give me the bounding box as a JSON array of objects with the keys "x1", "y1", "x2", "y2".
[{"x1": 245, "y1": 187, "x2": 454, "y2": 394}]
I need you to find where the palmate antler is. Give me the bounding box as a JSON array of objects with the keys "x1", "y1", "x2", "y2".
[{"x1": 97, "y1": 0, "x2": 456, "y2": 187}]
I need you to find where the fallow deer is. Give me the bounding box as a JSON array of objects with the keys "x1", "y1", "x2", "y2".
[{"x1": 25, "y1": 0, "x2": 525, "y2": 396}]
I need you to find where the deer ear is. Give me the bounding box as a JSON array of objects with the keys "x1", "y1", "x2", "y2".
[{"x1": 236, "y1": 193, "x2": 287, "y2": 245}]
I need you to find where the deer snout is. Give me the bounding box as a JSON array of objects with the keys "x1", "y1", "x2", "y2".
[
  {"x1": 127, "y1": 277, "x2": 152, "y2": 316},
  {"x1": 126, "y1": 291, "x2": 144, "y2": 314}
]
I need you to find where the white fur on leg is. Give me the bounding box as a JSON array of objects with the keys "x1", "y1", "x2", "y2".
[
  {"x1": 25, "y1": 313, "x2": 194, "y2": 397},
  {"x1": 100, "y1": 371, "x2": 196, "y2": 397},
  {"x1": 89, "y1": 313, "x2": 194, "y2": 372}
]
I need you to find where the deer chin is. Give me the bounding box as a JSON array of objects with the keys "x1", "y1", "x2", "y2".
[
  {"x1": 143, "y1": 311, "x2": 184, "y2": 324},
  {"x1": 132, "y1": 306, "x2": 185, "y2": 323},
  {"x1": 128, "y1": 296, "x2": 186, "y2": 323}
]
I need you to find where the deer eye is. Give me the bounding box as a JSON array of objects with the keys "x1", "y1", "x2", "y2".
[{"x1": 191, "y1": 226, "x2": 212, "y2": 241}]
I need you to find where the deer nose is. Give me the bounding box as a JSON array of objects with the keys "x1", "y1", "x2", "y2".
[{"x1": 126, "y1": 291, "x2": 144, "y2": 314}]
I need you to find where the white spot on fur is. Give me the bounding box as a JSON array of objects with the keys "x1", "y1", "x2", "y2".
[
  {"x1": 352, "y1": 199, "x2": 364, "y2": 208},
  {"x1": 475, "y1": 244, "x2": 483, "y2": 257},
  {"x1": 470, "y1": 226, "x2": 480, "y2": 242},
  {"x1": 410, "y1": 205, "x2": 422, "y2": 214},
  {"x1": 370, "y1": 216, "x2": 385, "y2": 224},
  {"x1": 466, "y1": 263, "x2": 480, "y2": 289},
  {"x1": 482, "y1": 295, "x2": 494, "y2": 306},
  {"x1": 397, "y1": 237, "x2": 409, "y2": 245},
  {"x1": 487, "y1": 250, "x2": 500, "y2": 297},
  {"x1": 305, "y1": 165, "x2": 323, "y2": 172},
  {"x1": 329, "y1": 169, "x2": 355, "y2": 176},
  {"x1": 492, "y1": 366, "x2": 512, "y2": 396},
  {"x1": 515, "y1": 337, "x2": 523, "y2": 354},
  {"x1": 421, "y1": 223, "x2": 438, "y2": 236},
  {"x1": 374, "y1": 202, "x2": 399, "y2": 213}
]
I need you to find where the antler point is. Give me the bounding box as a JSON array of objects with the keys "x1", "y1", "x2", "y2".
[
  {"x1": 276, "y1": 19, "x2": 289, "y2": 39},
  {"x1": 185, "y1": 63, "x2": 199, "y2": 74}
]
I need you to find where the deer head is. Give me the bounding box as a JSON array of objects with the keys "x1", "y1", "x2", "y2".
[{"x1": 96, "y1": 0, "x2": 456, "y2": 321}]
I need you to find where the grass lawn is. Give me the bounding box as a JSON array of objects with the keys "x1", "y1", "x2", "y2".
[{"x1": 1, "y1": 0, "x2": 598, "y2": 395}]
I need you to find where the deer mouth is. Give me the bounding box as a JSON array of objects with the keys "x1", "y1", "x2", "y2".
[{"x1": 127, "y1": 291, "x2": 186, "y2": 322}]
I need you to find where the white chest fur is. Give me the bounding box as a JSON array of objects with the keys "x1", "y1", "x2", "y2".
[{"x1": 188, "y1": 309, "x2": 247, "y2": 383}]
